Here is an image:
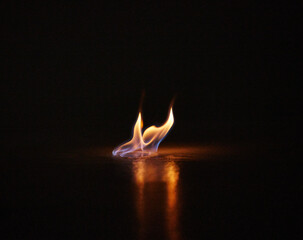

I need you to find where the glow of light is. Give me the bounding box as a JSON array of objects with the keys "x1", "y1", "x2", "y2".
[{"x1": 113, "y1": 107, "x2": 174, "y2": 157}]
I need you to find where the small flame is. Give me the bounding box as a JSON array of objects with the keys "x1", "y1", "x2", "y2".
[{"x1": 113, "y1": 107, "x2": 174, "y2": 157}]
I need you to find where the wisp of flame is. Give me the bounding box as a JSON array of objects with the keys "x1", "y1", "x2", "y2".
[{"x1": 112, "y1": 108, "x2": 174, "y2": 157}]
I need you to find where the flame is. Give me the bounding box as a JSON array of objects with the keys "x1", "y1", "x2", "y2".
[{"x1": 113, "y1": 107, "x2": 174, "y2": 157}]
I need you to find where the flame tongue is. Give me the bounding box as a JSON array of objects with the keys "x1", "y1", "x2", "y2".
[
  {"x1": 113, "y1": 108, "x2": 174, "y2": 157},
  {"x1": 142, "y1": 108, "x2": 174, "y2": 151}
]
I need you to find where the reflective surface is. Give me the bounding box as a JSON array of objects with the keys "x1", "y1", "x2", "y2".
[
  {"x1": 1, "y1": 145, "x2": 300, "y2": 239},
  {"x1": 132, "y1": 159, "x2": 180, "y2": 240}
]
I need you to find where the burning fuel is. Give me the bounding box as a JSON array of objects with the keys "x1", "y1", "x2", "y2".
[{"x1": 113, "y1": 107, "x2": 174, "y2": 157}]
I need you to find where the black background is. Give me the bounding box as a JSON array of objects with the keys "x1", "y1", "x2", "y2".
[
  {"x1": 2, "y1": 1, "x2": 302, "y2": 154},
  {"x1": 1, "y1": 1, "x2": 303, "y2": 239}
]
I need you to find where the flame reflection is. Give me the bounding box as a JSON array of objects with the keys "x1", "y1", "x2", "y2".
[{"x1": 133, "y1": 159, "x2": 180, "y2": 240}]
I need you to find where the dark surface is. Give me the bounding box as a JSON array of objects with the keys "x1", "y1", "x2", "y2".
[{"x1": 1, "y1": 145, "x2": 301, "y2": 239}]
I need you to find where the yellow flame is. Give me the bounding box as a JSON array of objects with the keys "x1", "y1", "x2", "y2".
[{"x1": 113, "y1": 107, "x2": 174, "y2": 157}]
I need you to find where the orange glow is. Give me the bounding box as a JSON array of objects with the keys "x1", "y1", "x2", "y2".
[
  {"x1": 133, "y1": 160, "x2": 180, "y2": 240},
  {"x1": 113, "y1": 107, "x2": 174, "y2": 157},
  {"x1": 133, "y1": 161, "x2": 145, "y2": 238},
  {"x1": 165, "y1": 162, "x2": 179, "y2": 209},
  {"x1": 165, "y1": 162, "x2": 179, "y2": 240}
]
